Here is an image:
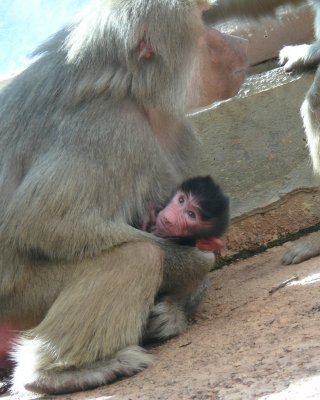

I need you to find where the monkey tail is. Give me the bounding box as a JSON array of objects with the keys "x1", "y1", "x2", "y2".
[{"x1": 11, "y1": 345, "x2": 152, "y2": 395}]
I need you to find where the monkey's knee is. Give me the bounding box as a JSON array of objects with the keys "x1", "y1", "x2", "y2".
[{"x1": 10, "y1": 244, "x2": 163, "y2": 395}]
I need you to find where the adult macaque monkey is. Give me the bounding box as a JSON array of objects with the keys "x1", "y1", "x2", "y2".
[{"x1": 0, "y1": 0, "x2": 248, "y2": 395}]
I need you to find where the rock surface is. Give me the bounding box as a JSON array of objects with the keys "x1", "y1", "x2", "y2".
[{"x1": 98, "y1": 233, "x2": 320, "y2": 400}]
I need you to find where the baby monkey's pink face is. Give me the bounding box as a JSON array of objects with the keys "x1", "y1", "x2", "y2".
[{"x1": 154, "y1": 191, "x2": 212, "y2": 237}]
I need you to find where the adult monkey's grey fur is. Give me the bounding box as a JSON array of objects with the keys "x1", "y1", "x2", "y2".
[
  {"x1": 0, "y1": 0, "x2": 215, "y2": 395},
  {"x1": 2, "y1": 0, "x2": 310, "y2": 395}
]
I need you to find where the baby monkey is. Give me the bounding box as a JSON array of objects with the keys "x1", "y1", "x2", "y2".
[{"x1": 143, "y1": 176, "x2": 229, "y2": 251}]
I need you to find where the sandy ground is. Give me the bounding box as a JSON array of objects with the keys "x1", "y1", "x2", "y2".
[{"x1": 3, "y1": 232, "x2": 320, "y2": 400}]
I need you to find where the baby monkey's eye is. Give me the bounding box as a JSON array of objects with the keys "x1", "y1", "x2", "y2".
[
  {"x1": 187, "y1": 210, "x2": 196, "y2": 219},
  {"x1": 178, "y1": 195, "x2": 185, "y2": 204}
]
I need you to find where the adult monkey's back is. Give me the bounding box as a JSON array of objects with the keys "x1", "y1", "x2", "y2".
[{"x1": 0, "y1": 0, "x2": 248, "y2": 395}]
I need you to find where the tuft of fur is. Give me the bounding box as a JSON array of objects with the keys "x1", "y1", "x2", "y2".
[
  {"x1": 301, "y1": 89, "x2": 320, "y2": 174},
  {"x1": 11, "y1": 341, "x2": 152, "y2": 395},
  {"x1": 144, "y1": 300, "x2": 188, "y2": 341},
  {"x1": 145, "y1": 279, "x2": 210, "y2": 341}
]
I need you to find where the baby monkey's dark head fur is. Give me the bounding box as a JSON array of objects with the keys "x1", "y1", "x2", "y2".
[{"x1": 179, "y1": 175, "x2": 230, "y2": 238}]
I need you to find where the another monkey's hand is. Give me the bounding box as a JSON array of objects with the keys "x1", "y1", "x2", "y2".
[{"x1": 279, "y1": 43, "x2": 320, "y2": 72}]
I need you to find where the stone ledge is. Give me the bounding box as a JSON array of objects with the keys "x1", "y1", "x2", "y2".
[
  {"x1": 212, "y1": 4, "x2": 314, "y2": 66},
  {"x1": 224, "y1": 188, "x2": 320, "y2": 257}
]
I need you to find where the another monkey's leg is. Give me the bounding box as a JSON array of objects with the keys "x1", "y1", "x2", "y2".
[
  {"x1": 11, "y1": 242, "x2": 162, "y2": 395},
  {"x1": 301, "y1": 65, "x2": 320, "y2": 174},
  {"x1": 281, "y1": 70, "x2": 320, "y2": 264},
  {"x1": 281, "y1": 4, "x2": 320, "y2": 264},
  {"x1": 282, "y1": 233, "x2": 320, "y2": 264},
  {"x1": 282, "y1": 68, "x2": 320, "y2": 265},
  {"x1": 286, "y1": 66, "x2": 320, "y2": 267}
]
